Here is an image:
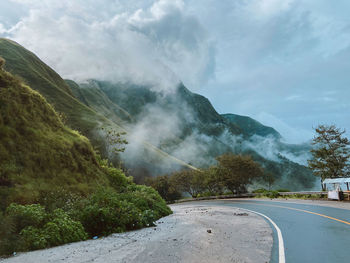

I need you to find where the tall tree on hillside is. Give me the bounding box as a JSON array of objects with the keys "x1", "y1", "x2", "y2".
[
  {"x1": 216, "y1": 154, "x2": 263, "y2": 194},
  {"x1": 308, "y1": 125, "x2": 350, "y2": 183}
]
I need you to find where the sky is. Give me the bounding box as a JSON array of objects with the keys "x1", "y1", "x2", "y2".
[{"x1": 1, "y1": 0, "x2": 350, "y2": 144}]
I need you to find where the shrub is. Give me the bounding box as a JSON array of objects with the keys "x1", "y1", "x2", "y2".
[
  {"x1": 20, "y1": 208, "x2": 87, "y2": 250},
  {"x1": 252, "y1": 188, "x2": 268, "y2": 194},
  {"x1": 6, "y1": 204, "x2": 46, "y2": 232},
  {"x1": 38, "y1": 188, "x2": 82, "y2": 212},
  {"x1": 0, "y1": 211, "x2": 24, "y2": 255},
  {"x1": 73, "y1": 185, "x2": 172, "y2": 237},
  {"x1": 121, "y1": 184, "x2": 172, "y2": 219},
  {"x1": 74, "y1": 189, "x2": 142, "y2": 236},
  {"x1": 2, "y1": 204, "x2": 87, "y2": 252},
  {"x1": 266, "y1": 190, "x2": 280, "y2": 199}
]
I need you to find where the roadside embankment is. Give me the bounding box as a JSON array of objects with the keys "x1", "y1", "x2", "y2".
[{"x1": 1, "y1": 203, "x2": 273, "y2": 263}]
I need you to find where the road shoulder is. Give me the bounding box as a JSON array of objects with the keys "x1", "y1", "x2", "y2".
[{"x1": 1, "y1": 203, "x2": 273, "y2": 263}]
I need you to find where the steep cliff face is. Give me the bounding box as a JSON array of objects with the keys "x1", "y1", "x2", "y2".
[{"x1": 0, "y1": 60, "x2": 107, "y2": 207}]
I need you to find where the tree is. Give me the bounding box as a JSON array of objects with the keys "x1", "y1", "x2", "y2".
[
  {"x1": 102, "y1": 128, "x2": 128, "y2": 153},
  {"x1": 216, "y1": 154, "x2": 263, "y2": 194},
  {"x1": 308, "y1": 125, "x2": 350, "y2": 182},
  {"x1": 261, "y1": 162, "x2": 279, "y2": 190},
  {"x1": 262, "y1": 172, "x2": 275, "y2": 190},
  {"x1": 171, "y1": 169, "x2": 204, "y2": 198},
  {"x1": 144, "y1": 175, "x2": 181, "y2": 202},
  {"x1": 202, "y1": 166, "x2": 225, "y2": 195}
]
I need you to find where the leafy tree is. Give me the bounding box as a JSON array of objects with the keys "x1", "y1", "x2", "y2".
[
  {"x1": 171, "y1": 169, "x2": 204, "y2": 198},
  {"x1": 102, "y1": 128, "x2": 128, "y2": 153},
  {"x1": 261, "y1": 162, "x2": 279, "y2": 190},
  {"x1": 308, "y1": 125, "x2": 350, "y2": 182},
  {"x1": 262, "y1": 172, "x2": 275, "y2": 190},
  {"x1": 216, "y1": 154, "x2": 263, "y2": 194},
  {"x1": 202, "y1": 166, "x2": 225, "y2": 195},
  {"x1": 145, "y1": 175, "x2": 181, "y2": 202}
]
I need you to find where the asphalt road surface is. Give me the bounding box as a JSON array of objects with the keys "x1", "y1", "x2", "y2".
[{"x1": 202, "y1": 199, "x2": 350, "y2": 263}]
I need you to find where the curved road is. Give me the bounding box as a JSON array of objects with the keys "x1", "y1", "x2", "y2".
[{"x1": 201, "y1": 199, "x2": 350, "y2": 263}]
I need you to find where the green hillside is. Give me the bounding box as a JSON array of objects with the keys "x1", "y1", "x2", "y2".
[
  {"x1": 0, "y1": 38, "x2": 196, "y2": 176},
  {"x1": 0, "y1": 58, "x2": 107, "y2": 208},
  {"x1": 0, "y1": 60, "x2": 171, "y2": 255},
  {"x1": 0, "y1": 38, "x2": 116, "y2": 140}
]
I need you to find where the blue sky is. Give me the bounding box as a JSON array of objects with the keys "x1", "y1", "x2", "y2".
[{"x1": 1, "y1": 0, "x2": 350, "y2": 143}]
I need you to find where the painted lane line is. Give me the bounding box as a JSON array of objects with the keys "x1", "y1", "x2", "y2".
[
  {"x1": 263, "y1": 204, "x2": 350, "y2": 226},
  {"x1": 237, "y1": 207, "x2": 286, "y2": 263},
  {"x1": 233, "y1": 201, "x2": 350, "y2": 226}
]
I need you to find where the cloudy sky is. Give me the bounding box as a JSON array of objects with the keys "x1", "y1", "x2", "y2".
[{"x1": 1, "y1": 0, "x2": 350, "y2": 143}]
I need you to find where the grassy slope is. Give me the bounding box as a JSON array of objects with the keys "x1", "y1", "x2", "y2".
[
  {"x1": 0, "y1": 38, "x2": 196, "y2": 173},
  {"x1": 0, "y1": 62, "x2": 108, "y2": 208},
  {"x1": 0, "y1": 38, "x2": 123, "y2": 142},
  {"x1": 66, "y1": 79, "x2": 133, "y2": 125}
]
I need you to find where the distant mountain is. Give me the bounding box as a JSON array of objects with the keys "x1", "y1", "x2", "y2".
[
  {"x1": 0, "y1": 38, "x2": 315, "y2": 189},
  {"x1": 77, "y1": 80, "x2": 314, "y2": 189},
  {"x1": 222, "y1": 114, "x2": 281, "y2": 139}
]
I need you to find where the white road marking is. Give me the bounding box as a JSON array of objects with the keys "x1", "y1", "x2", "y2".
[{"x1": 238, "y1": 207, "x2": 286, "y2": 263}]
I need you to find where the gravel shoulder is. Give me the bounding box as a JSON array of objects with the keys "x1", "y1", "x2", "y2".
[{"x1": 1, "y1": 203, "x2": 273, "y2": 263}]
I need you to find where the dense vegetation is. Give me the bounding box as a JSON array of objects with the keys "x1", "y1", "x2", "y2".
[
  {"x1": 0, "y1": 60, "x2": 171, "y2": 256},
  {"x1": 146, "y1": 154, "x2": 266, "y2": 201}
]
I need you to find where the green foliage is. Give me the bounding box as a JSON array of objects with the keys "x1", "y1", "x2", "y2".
[
  {"x1": 216, "y1": 154, "x2": 264, "y2": 194},
  {"x1": 1, "y1": 204, "x2": 87, "y2": 253},
  {"x1": 73, "y1": 186, "x2": 171, "y2": 237},
  {"x1": 265, "y1": 190, "x2": 280, "y2": 198},
  {"x1": 202, "y1": 166, "x2": 225, "y2": 195},
  {"x1": 147, "y1": 154, "x2": 266, "y2": 200},
  {"x1": 0, "y1": 63, "x2": 108, "y2": 206},
  {"x1": 74, "y1": 189, "x2": 139, "y2": 236},
  {"x1": 0, "y1": 211, "x2": 22, "y2": 255},
  {"x1": 0, "y1": 52, "x2": 172, "y2": 256},
  {"x1": 144, "y1": 175, "x2": 181, "y2": 202},
  {"x1": 102, "y1": 127, "x2": 128, "y2": 153},
  {"x1": 121, "y1": 184, "x2": 172, "y2": 218},
  {"x1": 20, "y1": 208, "x2": 87, "y2": 250},
  {"x1": 6, "y1": 204, "x2": 46, "y2": 232},
  {"x1": 97, "y1": 156, "x2": 130, "y2": 191},
  {"x1": 276, "y1": 188, "x2": 290, "y2": 192},
  {"x1": 38, "y1": 188, "x2": 82, "y2": 213},
  {"x1": 171, "y1": 169, "x2": 205, "y2": 198},
  {"x1": 308, "y1": 125, "x2": 350, "y2": 181},
  {"x1": 252, "y1": 188, "x2": 268, "y2": 194}
]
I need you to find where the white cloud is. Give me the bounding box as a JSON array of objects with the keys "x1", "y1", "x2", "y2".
[
  {"x1": 255, "y1": 112, "x2": 313, "y2": 144},
  {"x1": 0, "y1": 23, "x2": 6, "y2": 34},
  {"x1": 2, "y1": 0, "x2": 214, "y2": 92},
  {"x1": 2, "y1": 0, "x2": 350, "y2": 144}
]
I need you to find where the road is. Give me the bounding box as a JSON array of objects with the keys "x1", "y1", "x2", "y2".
[
  {"x1": 2, "y1": 199, "x2": 349, "y2": 263},
  {"x1": 202, "y1": 199, "x2": 350, "y2": 263}
]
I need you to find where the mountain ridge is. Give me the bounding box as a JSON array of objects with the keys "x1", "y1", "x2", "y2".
[{"x1": 0, "y1": 38, "x2": 315, "y2": 189}]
